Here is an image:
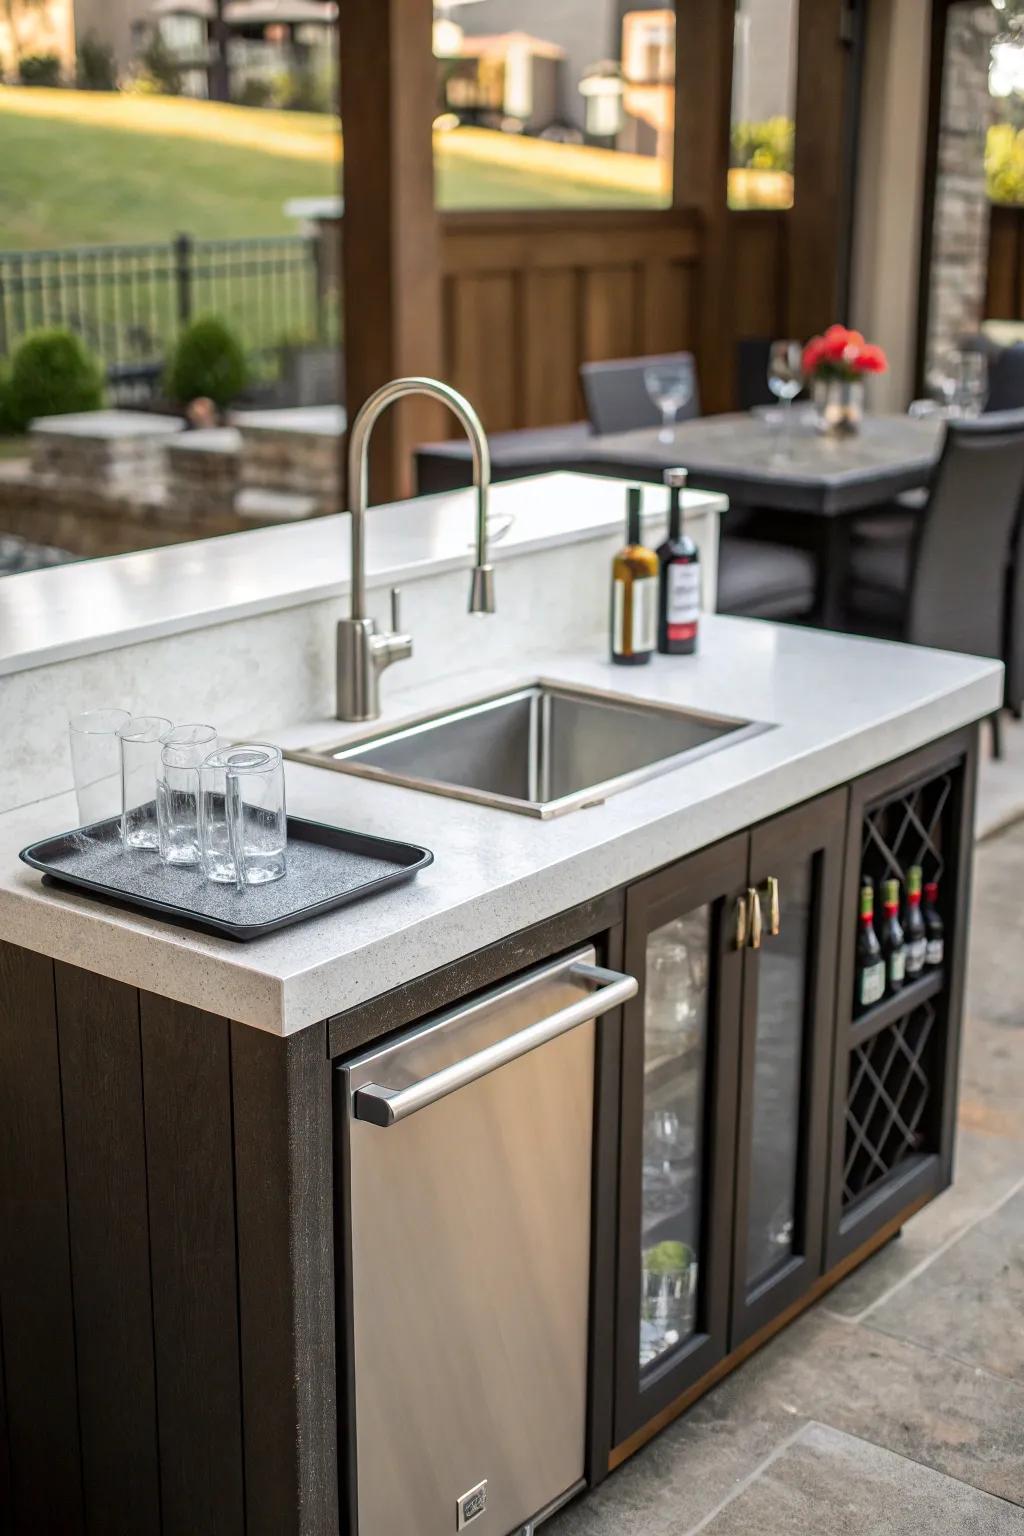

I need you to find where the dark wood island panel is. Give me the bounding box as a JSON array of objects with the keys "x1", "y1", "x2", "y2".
[{"x1": 0, "y1": 957, "x2": 338, "y2": 1536}]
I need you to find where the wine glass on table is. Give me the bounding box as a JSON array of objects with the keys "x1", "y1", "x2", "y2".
[
  {"x1": 644, "y1": 361, "x2": 694, "y2": 444},
  {"x1": 767, "y1": 340, "x2": 804, "y2": 453}
]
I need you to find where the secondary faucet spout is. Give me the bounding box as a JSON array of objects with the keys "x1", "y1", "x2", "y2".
[{"x1": 337, "y1": 377, "x2": 495, "y2": 721}]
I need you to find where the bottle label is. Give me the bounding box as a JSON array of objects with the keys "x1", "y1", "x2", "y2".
[
  {"x1": 614, "y1": 575, "x2": 657, "y2": 655},
  {"x1": 667, "y1": 562, "x2": 700, "y2": 641},
  {"x1": 905, "y1": 938, "x2": 927, "y2": 976},
  {"x1": 888, "y1": 949, "x2": 906, "y2": 986},
  {"x1": 859, "y1": 961, "x2": 885, "y2": 1007},
  {"x1": 926, "y1": 938, "x2": 944, "y2": 966}
]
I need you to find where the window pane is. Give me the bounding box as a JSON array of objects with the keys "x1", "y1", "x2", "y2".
[
  {"x1": 639, "y1": 907, "x2": 709, "y2": 1371},
  {"x1": 729, "y1": 0, "x2": 798, "y2": 209},
  {"x1": 434, "y1": 2, "x2": 675, "y2": 210}
]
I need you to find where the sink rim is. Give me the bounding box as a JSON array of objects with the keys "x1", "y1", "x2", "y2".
[{"x1": 285, "y1": 677, "x2": 773, "y2": 819}]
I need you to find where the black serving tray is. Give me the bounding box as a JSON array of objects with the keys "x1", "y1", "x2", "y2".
[{"x1": 19, "y1": 814, "x2": 434, "y2": 942}]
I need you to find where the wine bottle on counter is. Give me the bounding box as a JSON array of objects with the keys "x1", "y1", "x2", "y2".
[
  {"x1": 657, "y1": 467, "x2": 700, "y2": 656},
  {"x1": 856, "y1": 880, "x2": 886, "y2": 1011},
  {"x1": 611, "y1": 486, "x2": 658, "y2": 666},
  {"x1": 904, "y1": 865, "x2": 927, "y2": 979},
  {"x1": 923, "y1": 880, "x2": 945, "y2": 967},
  {"x1": 880, "y1": 878, "x2": 906, "y2": 994}
]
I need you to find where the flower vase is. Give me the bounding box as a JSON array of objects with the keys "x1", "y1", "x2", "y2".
[{"x1": 813, "y1": 377, "x2": 865, "y2": 437}]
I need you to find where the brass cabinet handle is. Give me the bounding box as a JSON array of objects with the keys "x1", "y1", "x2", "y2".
[
  {"x1": 747, "y1": 887, "x2": 763, "y2": 950},
  {"x1": 765, "y1": 875, "x2": 781, "y2": 938},
  {"x1": 735, "y1": 894, "x2": 748, "y2": 950}
]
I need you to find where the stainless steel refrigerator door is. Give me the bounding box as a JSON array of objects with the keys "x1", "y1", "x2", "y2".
[{"x1": 342, "y1": 948, "x2": 636, "y2": 1536}]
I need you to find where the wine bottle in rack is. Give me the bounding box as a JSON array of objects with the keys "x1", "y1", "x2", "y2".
[
  {"x1": 880, "y1": 878, "x2": 906, "y2": 994},
  {"x1": 904, "y1": 865, "x2": 927, "y2": 979},
  {"x1": 923, "y1": 880, "x2": 945, "y2": 968},
  {"x1": 855, "y1": 879, "x2": 885, "y2": 1011}
]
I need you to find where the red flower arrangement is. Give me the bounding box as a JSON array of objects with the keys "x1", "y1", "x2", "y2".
[{"x1": 802, "y1": 324, "x2": 888, "y2": 381}]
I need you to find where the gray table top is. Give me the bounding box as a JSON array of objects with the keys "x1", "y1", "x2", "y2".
[{"x1": 584, "y1": 413, "x2": 945, "y2": 515}]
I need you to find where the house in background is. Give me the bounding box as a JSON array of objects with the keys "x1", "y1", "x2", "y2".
[
  {"x1": 0, "y1": 0, "x2": 75, "y2": 76},
  {"x1": 73, "y1": 0, "x2": 151, "y2": 72}
]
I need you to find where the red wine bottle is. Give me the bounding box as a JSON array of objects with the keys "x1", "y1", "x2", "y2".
[
  {"x1": 923, "y1": 880, "x2": 944, "y2": 968},
  {"x1": 904, "y1": 865, "x2": 927, "y2": 978},
  {"x1": 880, "y1": 878, "x2": 906, "y2": 993},
  {"x1": 855, "y1": 880, "x2": 885, "y2": 1011},
  {"x1": 657, "y1": 467, "x2": 700, "y2": 656}
]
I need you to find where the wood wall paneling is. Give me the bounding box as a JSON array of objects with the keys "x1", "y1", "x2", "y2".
[
  {"x1": 231, "y1": 1022, "x2": 338, "y2": 1536},
  {"x1": 520, "y1": 267, "x2": 581, "y2": 427},
  {"x1": 55, "y1": 964, "x2": 161, "y2": 1536},
  {"x1": 730, "y1": 213, "x2": 789, "y2": 343},
  {"x1": 0, "y1": 943, "x2": 84, "y2": 1535},
  {"x1": 139, "y1": 994, "x2": 246, "y2": 1536},
  {"x1": 439, "y1": 212, "x2": 701, "y2": 430},
  {"x1": 985, "y1": 204, "x2": 1024, "y2": 320}
]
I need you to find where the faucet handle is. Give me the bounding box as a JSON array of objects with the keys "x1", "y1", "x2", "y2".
[{"x1": 390, "y1": 586, "x2": 402, "y2": 635}]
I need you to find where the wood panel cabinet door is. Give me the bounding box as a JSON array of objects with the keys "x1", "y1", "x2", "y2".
[
  {"x1": 614, "y1": 834, "x2": 748, "y2": 1448},
  {"x1": 729, "y1": 790, "x2": 847, "y2": 1347}
]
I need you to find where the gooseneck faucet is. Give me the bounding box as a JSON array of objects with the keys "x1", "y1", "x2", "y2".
[{"x1": 337, "y1": 377, "x2": 495, "y2": 721}]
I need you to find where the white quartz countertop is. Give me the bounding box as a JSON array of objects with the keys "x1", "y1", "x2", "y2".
[
  {"x1": 0, "y1": 472, "x2": 724, "y2": 677},
  {"x1": 0, "y1": 617, "x2": 1002, "y2": 1035}
]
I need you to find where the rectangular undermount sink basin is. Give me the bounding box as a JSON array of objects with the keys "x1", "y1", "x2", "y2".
[{"x1": 289, "y1": 682, "x2": 771, "y2": 818}]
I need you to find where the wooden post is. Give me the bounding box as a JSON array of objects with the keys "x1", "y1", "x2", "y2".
[
  {"x1": 338, "y1": 0, "x2": 444, "y2": 504},
  {"x1": 787, "y1": 0, "x2": 861, "y2": 339},
  {"x1": 674, "y1": 0, "x2": 736, "y2": 415}
]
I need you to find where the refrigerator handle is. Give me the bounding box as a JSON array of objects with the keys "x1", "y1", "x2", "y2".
[{"x1": 352, "y1": 961, "x2": 638, "y2": 1127}]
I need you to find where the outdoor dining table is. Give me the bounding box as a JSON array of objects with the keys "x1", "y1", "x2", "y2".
[{"x1": 414, "y1": 411, "x2": 947, "y2": 629}]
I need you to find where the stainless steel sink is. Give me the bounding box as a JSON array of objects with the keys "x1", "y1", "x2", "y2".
[{"x1": 289, "y1": 682, "x2": 770, "y2": 818}]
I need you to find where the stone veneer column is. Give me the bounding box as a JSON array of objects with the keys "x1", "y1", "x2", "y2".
[{"x1": 926, "y1": 3, "x2": 999, "y2": 377}]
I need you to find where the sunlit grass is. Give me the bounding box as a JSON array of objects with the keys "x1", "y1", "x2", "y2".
[{"x1": 0, "y1": 87, "x2": 667, "y2": 250}]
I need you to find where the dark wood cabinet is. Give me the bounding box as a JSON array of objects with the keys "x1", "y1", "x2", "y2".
[
  {"x1": 824, "y1": 727, "x2": 978, "y2": 1270},
  {"x1": 614, "y1": 834, "x2": 748, "y2": 1445},
  {"x1": 612, "y1": 790, "x2": 847, "y2": 1447},
  {"x1": 730, "y1": 790, "x2": 845, "y2": 1344}
]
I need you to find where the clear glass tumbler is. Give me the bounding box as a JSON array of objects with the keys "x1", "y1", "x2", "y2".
[
  {"x1": 157, "y1": 724, "x2": 218, "y2": 866},
  {"x1": 199, "y1": 744, "x2": 287, "y2": 888},
  {"x1": 69, "y1": 708, "x2": 132, "y2": 827},
  {"x1": 119, "y1": 715, "x2": 172, "y2": 850}
]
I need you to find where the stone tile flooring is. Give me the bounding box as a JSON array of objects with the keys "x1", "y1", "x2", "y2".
[{"x1": 549, "y1": 819, "x2": 1024, "y2": 1534}]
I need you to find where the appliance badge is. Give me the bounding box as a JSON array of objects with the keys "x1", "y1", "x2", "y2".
[{"x1": 456, "y1": 1479, "x2": 488, "y2": 1529}]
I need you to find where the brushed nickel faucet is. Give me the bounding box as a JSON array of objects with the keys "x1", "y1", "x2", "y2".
[{"x1": 336, "y1": 376, "x2": 495, "y2": 721}]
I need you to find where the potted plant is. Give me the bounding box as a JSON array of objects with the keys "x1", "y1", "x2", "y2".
[{"x1": 802, "y1": 324, "x2": 888, "y2": 436}]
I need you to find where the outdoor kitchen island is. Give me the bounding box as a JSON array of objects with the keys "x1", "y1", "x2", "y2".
[{"x1": 0, "y1": 488, "x2": 1002, "y2": 1536}]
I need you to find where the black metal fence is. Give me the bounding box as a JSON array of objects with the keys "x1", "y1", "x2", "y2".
[{"x1": 0, "y1": 233, "x2": 331, "y2": 397}]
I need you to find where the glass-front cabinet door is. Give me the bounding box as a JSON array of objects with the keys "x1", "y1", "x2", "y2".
[
  {"x1": 729, "y1": 790, "x2": 846, "y2": 1345},
  {"x1": 614, "y1": 835, "x2": 748, "y2": 1447}
]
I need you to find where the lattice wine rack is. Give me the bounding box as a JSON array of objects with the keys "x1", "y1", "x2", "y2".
[
  {"x1": 841, "y1": 766, "x2": 956, "y2": 1214},
  {"x1": 843, "y1": 1001, "x2": 937, "y2": 1207}
]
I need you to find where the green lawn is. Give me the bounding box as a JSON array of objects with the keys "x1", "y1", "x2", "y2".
[{"x1": 0, "y1": 88, "x2": 663, "y2": 251}]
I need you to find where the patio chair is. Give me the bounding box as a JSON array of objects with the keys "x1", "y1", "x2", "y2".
[
  {"x1": 580, "y1": 352, "x2": 701, "y2": 436},
  {"x1": 716, "y1": 537, "x2": 818, "y2": 622},
  {"x1": 847, "y1": 412, "x2": 1024, "y2": 746}
]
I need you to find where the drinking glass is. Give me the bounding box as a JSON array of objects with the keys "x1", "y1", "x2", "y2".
[
  {"x1": 157, "y1": 724, "x2": 218, "y2": 866},
  {"x1": 644, "y1": 361, "x2": 694, "y2": 443},
  {"x1": 118, "y1": 715, "x2": 172, "y2": 850},
  {"x1": 199, "y1": 744, "x2": 287, "y2": 890},
  {"x1": 69, "y1": 708, "x2": 132, "y2": 827},
  {"x1": 767, "y1": 340, "x2": 804, "y2": 453}
]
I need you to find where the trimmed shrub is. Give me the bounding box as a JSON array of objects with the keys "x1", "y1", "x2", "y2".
[
  {"x1": 18, "y1": 53, "x2": 62, "y2": 87},
  {"x1": 132, "y1": 32, "x2": 182, "y2": 96},
  {"x1": 4, "y1": 330, "x2": 104, "y2": 431},
  {"x1": 165, "y1": 316, "x2": 248, "y2": 409},
  {"x1": 76, "y1": 33, "x2": 118, "y2": 91}
]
